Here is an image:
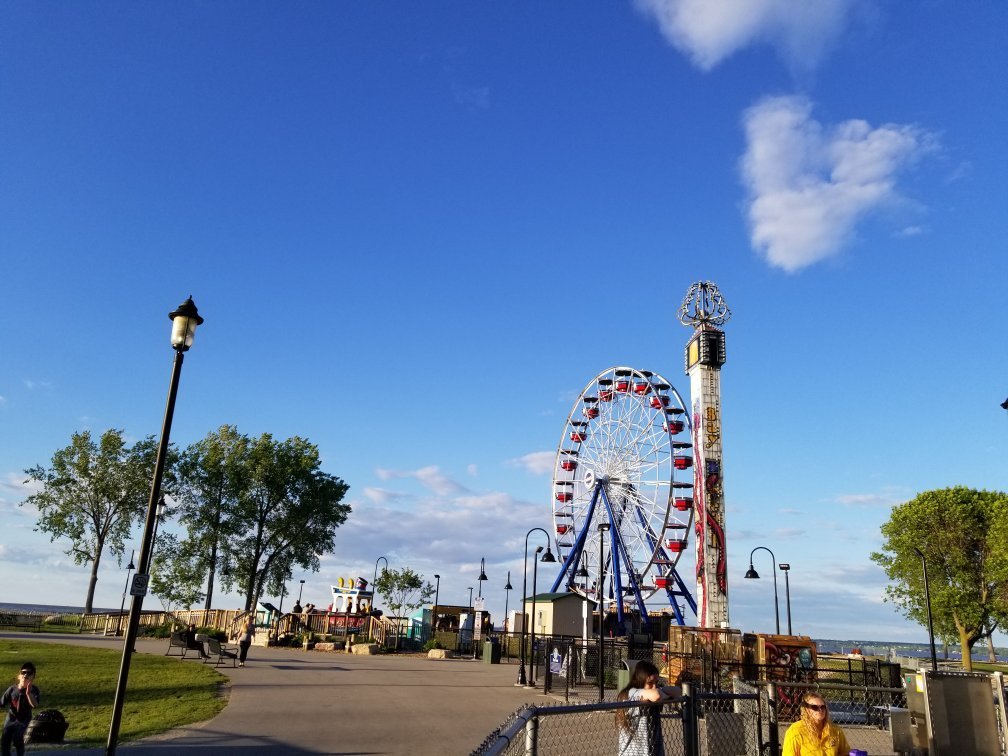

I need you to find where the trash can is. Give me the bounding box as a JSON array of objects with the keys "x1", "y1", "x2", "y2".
[
  {"x1": 483, "y1": 639, "x2": 501, "y2": 664},
  {"x1": 618, "y1": 659, "x2": 645, "y2": 691}
]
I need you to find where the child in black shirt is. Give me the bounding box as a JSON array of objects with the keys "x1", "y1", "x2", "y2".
[{"x1": 0, "y1": 662, "x2": 39, "y2": 756}]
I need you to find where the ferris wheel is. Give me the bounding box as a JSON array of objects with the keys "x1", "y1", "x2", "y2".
[{"x1": 547, "y1": 367, "x2": 698, "y2": 628}]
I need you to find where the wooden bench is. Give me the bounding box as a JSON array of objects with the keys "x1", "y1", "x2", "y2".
[
  {"x1": 166, "y1": 631, "x2": 205, "y2": 659},
  {"x1": 205, "y1": 638, "x2": 238, "y2": 667},
  {"x1": 0, "y1": 613, "x2": 42, "y2": 632}
]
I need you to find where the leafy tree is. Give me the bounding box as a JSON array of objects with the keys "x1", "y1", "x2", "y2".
[
  {"x1": 150, "y1": 532, "x2": 206, "y2": 611},
  {"x1": 175, "y1": 425, "x2": 249, "y2": 611},
  {"x1": 871, "y1": 486, "x2": 1008, "y2": 671},
  {"x1": 373, "y1": 567, "x2": 434, "y2": 649},
  {"x1": 218, "y1": 433, "x2": 350, "y2": 611},
  {"x1": 23, "y1": 429, "x2": 161, "y2": 613}
]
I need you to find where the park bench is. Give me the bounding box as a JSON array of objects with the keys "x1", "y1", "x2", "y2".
[
  {"x1": 166, "y1": 631, "x2": 205, "y2": 659},
  {"x1": 205, "y1": 638, "x2": 238, "y2": 667},
  {"x1": 0, "y1": 613, "x2": 42, "y2": 632}
]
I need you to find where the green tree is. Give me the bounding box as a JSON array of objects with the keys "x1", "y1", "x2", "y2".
[
  {"x1": 23, "y1": 429, "x2": 161, "y2": 613},
  {"x1": 219, "y1": 433, "x2": 351, "y2": 611},
  {"x1": 871, "y1": 486, "x2": 1008, "y2": 671},
  {"x1": 150, "y1": 532, "x2": 206, "y2": 611},
  {"x1": 373, "y1": 567, "x2": 433, "y2": 649},
  {"x1": 175, "y1": 425, "x2": 249, "y2": 611}
]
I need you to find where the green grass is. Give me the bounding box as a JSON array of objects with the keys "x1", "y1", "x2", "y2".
[{"x1": 0, "y1": 640, "x2": 228, "y2": 747}]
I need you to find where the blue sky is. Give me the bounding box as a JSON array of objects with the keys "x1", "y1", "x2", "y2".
[{"x1": 2, "y1": 1, "x2": 1006, "y2": 644}]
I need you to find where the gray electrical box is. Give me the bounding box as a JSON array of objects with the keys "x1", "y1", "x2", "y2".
[{"x1": 916, "y1": 670, "x2": 1001, "y2": 756}]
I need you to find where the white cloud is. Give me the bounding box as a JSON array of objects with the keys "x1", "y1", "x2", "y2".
[
  {"x1": 466, "y1": 464, "x2": 478, "y2": 477},
  {"x1": 741, "y1": 95, "x2": 934, "y2": 272},
  {"x1": 362, "y1": 487, "x2": 410, "y2": 505},
  {"x1": 373, "y1": 465, "x2": 468, "y2": 497},
  {"x1": 634, "y1": 0, "x2": 858, "y2": 71},
  {"x1": 507, "y1": 451, "x2": 555, "y2": 476}
]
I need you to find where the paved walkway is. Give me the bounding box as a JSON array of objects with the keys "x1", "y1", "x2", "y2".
[{"x1": 5, "y1": 633, "x2": 545, "y2": 755}]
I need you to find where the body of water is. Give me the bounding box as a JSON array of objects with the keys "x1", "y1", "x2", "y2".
[{"x1": 0, "y1": 602, "x2": 117, "y2": 614}]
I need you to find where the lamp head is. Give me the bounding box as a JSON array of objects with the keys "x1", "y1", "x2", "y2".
[
  {"x1": 505, "y1": 578, "x2": 513, "y2": 591},
  {"x1": 434, "y1": 574, "x2": 440, "y2": 580},
  {"x1": 744, "y1": 565, "x2": 760, "y2": 579},
  {"x1": 127, "y1": 559, "x2": 135, "y2": 571},
  {"x1": 478, "y1": 558, "x2": 488, "y2": 582},
  {"x1": 169, "y1": 296, "x2": 204, "y2": 352},
  {"x1": 541, "y1": 545, "x2": 556, "y2": 563}
]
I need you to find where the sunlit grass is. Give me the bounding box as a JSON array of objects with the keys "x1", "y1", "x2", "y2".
[{"x1": 0, "y1": 639, "x2": 227, "y2": 746}]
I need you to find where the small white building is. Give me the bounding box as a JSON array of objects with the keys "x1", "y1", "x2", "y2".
[{"x1": 521, "y1": 592, "x2": 593, "y2": 637}]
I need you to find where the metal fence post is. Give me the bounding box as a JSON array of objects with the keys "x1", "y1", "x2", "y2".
[
  {"x1": 681, "y1": 680, "x2": 698, "y2": 756},
  {"x1": 524, "y1": 710, "x2": 538, "y2": 756},
  {"x1": 766, "y1": 681, "x2": 779, "y2": 756}
]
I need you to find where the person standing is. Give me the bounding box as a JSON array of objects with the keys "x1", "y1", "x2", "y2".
[
  {"x1": 615, "y1": 660, "x2": 681, "y2": 756},
  {"x1": 781, "y1": 692, "x2": 850, "y2": 756},
  {"x1": 1, "y1": 662, "x2": 40, "y2": 756},
  {"x1": 237, "y1": 617, "x2": 256, "y2": 667}
]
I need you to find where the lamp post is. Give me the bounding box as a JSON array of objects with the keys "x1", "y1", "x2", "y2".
[
  {"x1": 516, "y1": 527, "x2": 555, "y2": 687},
  {"x1": 372, "y1": 556, "x2": 388, "y2": 613},
  {"x1": 106, "y1": 297, "x2": 203, "y2": 756},
  {"x1": 779, "y1": 563, "x2": 792, "y2": 635},
  {"x1": 504, "y1": 571, "x2": 513, "y2": 633},
  {"x1": 147, "y1": 496, "x2": 167, "y2": 574},
  {"x1": 116, "y1": 551, "x2": 135, "y2": 637},
  {"x1": 598, "y1": 522, "x2": 610, "y2": 703},
  {"x1": 297, "y1": 579, "x2": 305, "y2": 605},
  {"x1": 914, "y1": 548, "x2": 938, "y2": 672},
  {"x1": 432, "y1": 574, "x2": 440, "y2": 640},
  {"x1": 744, "y1": 546, "x2": 780, "y2": 635},
  {"x1": 478, "y1": 557, "x2": 488, "y2": 598}
]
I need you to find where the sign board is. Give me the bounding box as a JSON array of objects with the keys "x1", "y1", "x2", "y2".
[
  {"x1": 474, "y1": 611, "x2": 483, "y2": 642},
  {"x1": 130, "y1": 573, "x2": 150, "y2": 597},
  {"x1": 474, "y1": 597, "x2": 486, "y2": 612},
  {"x1": 549, "y1": 646, "x2": 564, "y2": 675}
]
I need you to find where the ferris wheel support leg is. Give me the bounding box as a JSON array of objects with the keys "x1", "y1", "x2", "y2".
[{"x1": 548, "y1": 483, "x2": 602, "y2": 593}]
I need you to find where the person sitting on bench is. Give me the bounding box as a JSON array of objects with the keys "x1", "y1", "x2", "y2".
[{"x1": 183, "y1": 624, "x2": 208, "y2": 659}]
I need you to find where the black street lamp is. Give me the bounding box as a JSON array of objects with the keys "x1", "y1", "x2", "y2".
[
  {"x1": 477, "y1": 557, "x2": 488, "y2": 598},
  {"x1": 107, "y1": 296, "x2": 203, "y2": 756},
  {"x1": 468, "y1": 586, "x2": 474, "y2": 609},
  {"x1": 116, "y1": 551, "x2": 135, "y2": 637},
  {"x1": 744, "y1": 546, "x2": 780, "y2": 635},
  {"x1": 597, "y1": 522, "x2": 610, "y2": 703},
  {"x1": 779, "y1": 563, "x2": 792, "y2": 635},
  {"x1": 528, "y1": 545, "x2": 556, "y2": 687},
  {"x1": 431, "y1": 574, "x2": 440, "y2": 638},
  {"x1": 504, "y1": 571, "x2": 513, "y2": 633},
  {"x1": 297, "y1": 579, "x2": 305, "y2": 605},
  {"x1": 147, "y1": 496, "x2": 167, "y2": 574},
  {"x1": 516, "y1": 527, "x2": 555, "y2": 687},
  {"x1": 372, "y1": 556, "x2": 388, "y2": 613},
  {"x1": 914, "y1": 548, "x2": 939, "y2": 672}
]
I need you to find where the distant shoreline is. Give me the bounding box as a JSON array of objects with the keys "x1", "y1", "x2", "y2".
[{"x1": 1, "y1": 603, "x2": 999, "y2": 661}]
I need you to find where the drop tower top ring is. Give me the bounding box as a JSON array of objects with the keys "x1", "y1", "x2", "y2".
[{"x1": 678, "y1": 281, "x2": 731, "y2": 328}]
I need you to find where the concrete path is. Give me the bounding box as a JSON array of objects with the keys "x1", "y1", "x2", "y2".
[{"x1": 5, "y1": 633, "x2": 546, "y2": 755}]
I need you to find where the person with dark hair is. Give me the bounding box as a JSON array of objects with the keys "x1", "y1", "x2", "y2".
[
  {"x1": 615, "y1": 660, "x2": 682, "y2": 756},
  {"x1": 1, "y1": 662, "x2": 40, "y2": 756},
  {"x1": 781, "y1": 692, "x2": 850, "y2": 756},
  {"x1": 183, "y1": 623, "x2": 208, "y2": 659}
]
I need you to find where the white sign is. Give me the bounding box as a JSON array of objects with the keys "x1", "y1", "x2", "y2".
[{"x1": 474, "y1": 597, "x2": 486, "y2": 612}]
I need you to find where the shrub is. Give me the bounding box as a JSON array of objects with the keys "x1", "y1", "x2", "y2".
[{"x1": 423, "y1": 639, "x2": 443, "y2": 652}]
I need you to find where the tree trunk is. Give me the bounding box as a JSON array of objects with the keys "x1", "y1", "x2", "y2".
[
  {"x1": 958, "y1": 625, "x2": 974, "y2": 672},
  {"x1": 84, "y1": 557, "x2": 99, "y2": 614},
  {"x1": 203, "y1": 541, "x2": 218, "y2": 613}
]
